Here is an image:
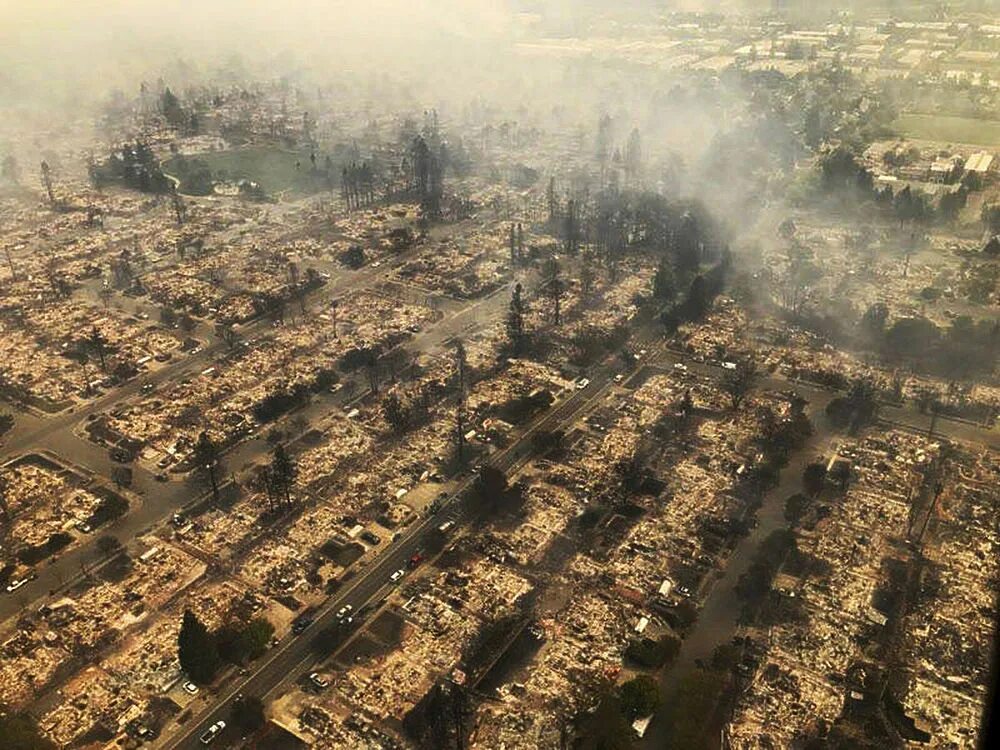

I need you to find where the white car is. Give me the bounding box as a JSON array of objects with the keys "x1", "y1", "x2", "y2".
[
  {"x1": 183, "y1": 681, "x2": 199, "y2": 695},
  {"x1": 614, "y1": 374, "x2": 624, "y2": 383},
  {"x1": 390, "y1": 569, "x2": 406, "y2": 583},
  {"x1": 576, "y1": 378, "x2": 590, "y2": 390},
  {"x1": 309, "y1": 672, "x2": 330, "y2": 689},
  {"x1": 199, "y1": 720, "x2": 225, "y2": 745},
  {"x1": 673, "y1": 363, "x2": 688, "y2": 372},
  {"x1": 371, "y1": 260, "x2": 382, "y2": 268},
  {"x1": 721, "y1": 361, "x2": 737, "y2": 370}
]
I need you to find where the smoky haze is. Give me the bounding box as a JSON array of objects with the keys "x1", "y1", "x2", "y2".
[
  {"x1": 0, "y1": 0, "x2": 515, "y2": 112},
  {"x1": 0, "y1": 1, "x2": 737, "y2": 187}
]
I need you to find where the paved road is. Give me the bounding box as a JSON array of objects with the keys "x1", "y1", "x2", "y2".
[
  {"x1": 0, "y1": 234, "x2": 501, "y2": 621},
  {"x1": 156, "y1": 320, "x2": 666, "y2": 749}
]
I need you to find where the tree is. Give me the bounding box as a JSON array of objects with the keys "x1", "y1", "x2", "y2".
[
  {"x1": 231, "y1": 695, "x2": 265, "y2": 733},
  {"x1": 160, "y1": 307, "x2": 178, "y2": 328},
  {"x1": 216, "y1": 323, "x2": 239, "y2": 349},
  {"x1": 192, "y1": 431, "x2": 222, "y2": 505},
  {"x1": 625, "y1": 634, "x2": 680, "y2": 669},
  {"x1": 580, "y1": 249, "x2": 597, "y2": 294},
  {"x1": 96, "y1": 535, "x2": 123, "y2": 559},
  {"x1": 383, "y1": 392, "x2": 409, "y2": 434},
  {"x1": 884, "y1": 316, "x2": 940, "y2": 361},
  {"x1": 177, "y1": 313, "x2": 197, "y2": 334},
  {"x1": 577, "y1": 693, "x2": 633, "y2": 750},
  {"x1": 253, "y1": 464, "x2": 279, "y2": 513},
  {"x1": 178, "y1": 609, "x2": 220, "y2": 684},
  {"x1": 170, "y1": 186, "x2": 186, "y2": 226},
  {"x1": 625, "y1": 127, "x2": 642, "y2": 181},
  {"x1": 546, "y1": 276, "x2": 565, "y2": 326},
  {"x1": 825, "y1": 377, "x2": 880, "y2": 432},
  {"x1": 475, "y1": 465, "x2": 508, "y2": 511},
  {"x1": 802, "y1": 462, "x2": 827, "y2": 497},
  {"x1": 784, "y1": 493, "x2": 813, "y2": 527},
  {"x1": 161, "y1": 87, "x2": 186, "y2": 127},
  {"x1": 860, "y1": 302, "x2": 889, "y2": 344},
  {"x1": 239, "y1": 617, "x2": 275, "y2": 660},
  {"x1": 87, "y1": 325, "x2": 108, "y2": 371},
  {"x1": 506, "y1": 283, "x2": 527, "y2": 355},
  {"x1": 40, "y1": 160, "x2": 55, "y2": 206},
  {"x1": 981, "y1": 202, "x2": 1000, "y2": 235},
  {"x1": 270, "y1": 444, "x2": 297, "y2": 507},
  {"x1": 659, "y1": 670, "x2": 725, "y2": 749},
  {"x1": 547, "y1": 176, "x2": 558, "y2": 224},
  {"x1": 721, "y1": 357, "x2": 759, "y2": 411},
  {"x1": 454, "y1": 339, "x2": 468, "y2": 398},
  {"x1": 674, "y1": 212, "x2": 701, "y2": 274},
  {"x1": 618, "y1": 675, "x2": 660, "y2": 720},
  {"x1": 564, "y1": 198, "x2": 580, "y2": 255},
  {"x1": 652, "y1": 258, "x2": 676, "y2": 303},
  {"x1": 217, "y1": 617, "x2": 274, "y2": 664}
]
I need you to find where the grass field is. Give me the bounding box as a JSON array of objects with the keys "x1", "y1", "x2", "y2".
[
  {"x1": 164, "y1": 146, "x2": 330, "y2": 197},
  {"x1": 893, "y1": 113, "x2": 1000, "y2": 147}
]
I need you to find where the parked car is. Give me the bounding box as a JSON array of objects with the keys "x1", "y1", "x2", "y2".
[
  {"x1": 199, "y1": 721, "x2": 225, "y2": 745},
  {"x1": 390, "y1": 569, "x2": 406, "y2": 583},
  {"x1": 309, "y1": 672, "x2": 329, "y2": 690},
  {"x1": 291, "y1": 616, "x2": 314, "y2": 634}
]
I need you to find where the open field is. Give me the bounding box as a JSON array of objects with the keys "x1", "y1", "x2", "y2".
[
  {"x1": 164, "y1": 146, "x2": 330, "y2": 197},
  {"x1": 893, "y1": 113, "x2": 1000, "y2": 146}
]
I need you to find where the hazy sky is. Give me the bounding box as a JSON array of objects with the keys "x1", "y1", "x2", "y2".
[{"x1": 0, "y1": 0, "x2": 516, "y2": 110}]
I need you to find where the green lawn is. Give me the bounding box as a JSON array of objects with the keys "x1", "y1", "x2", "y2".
[
  {"x1": 893, "y1": 113, "x2": 1000, "y2": 147},
  {"x1": 164, "y1": 146, "x2": 332, "y2": 197}
]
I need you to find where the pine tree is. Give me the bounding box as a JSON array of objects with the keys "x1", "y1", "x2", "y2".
[
  {"x1": 192, "y1": 431, "x2": 222, "y2": 505},
  {"x1": 270, "y1": 444, "x2": 297, "y2": 507},
  {"x1": 653, "y1": 258, "x2": 676, "y2": 302},
  {"x1": 40, "y1": 161, "x2": 55, "y2": 206},
  {"x1": 506, "y1": 283, "x2": 526, "y2": 355},
  {"x1": 178, "y1": 609, "x2": 220, "y2": 684}
]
